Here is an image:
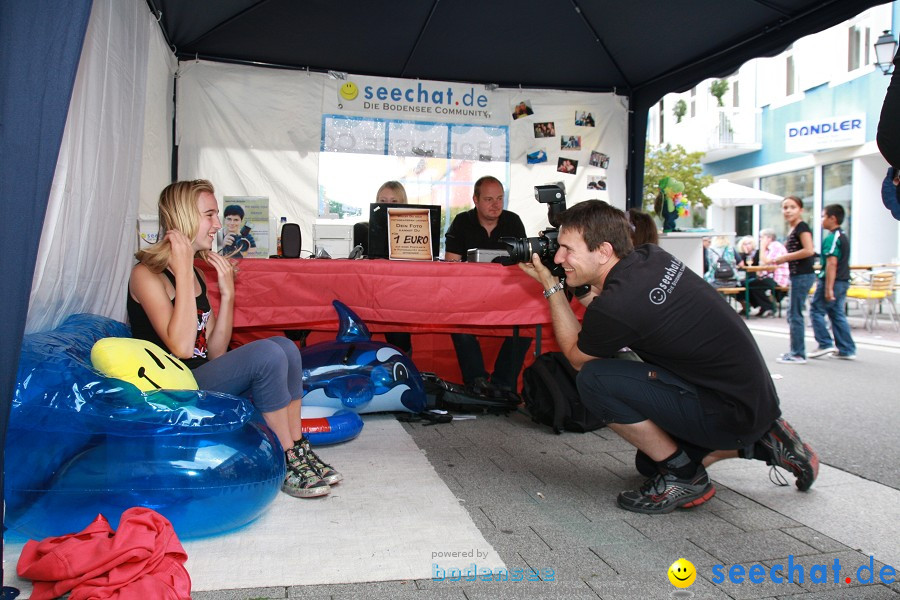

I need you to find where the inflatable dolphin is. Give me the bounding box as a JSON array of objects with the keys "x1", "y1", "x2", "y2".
[{"x1": 300, "y1": 300, "x2": 426, "y2": 414}]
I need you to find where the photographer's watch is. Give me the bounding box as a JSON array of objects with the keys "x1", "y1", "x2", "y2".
[{"x1": 543, "y1": 281, "x2": 565, "y2": 298}]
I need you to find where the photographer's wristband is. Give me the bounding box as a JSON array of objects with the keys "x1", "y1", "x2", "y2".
[{"x1": 543, "y1": 281, "x2": 565, "y2": 299}]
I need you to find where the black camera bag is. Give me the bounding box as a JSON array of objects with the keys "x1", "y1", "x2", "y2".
[
  {"x1": 521, "y1": 352, "x2": 605, "y2": 434},
  {"x1": 420, "y1": 372, "x2": 519, "y2": 415}
]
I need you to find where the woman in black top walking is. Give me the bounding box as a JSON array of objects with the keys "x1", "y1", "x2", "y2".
[{"x1": 770, "y1": 195, "x2": 816, "y2": 363}]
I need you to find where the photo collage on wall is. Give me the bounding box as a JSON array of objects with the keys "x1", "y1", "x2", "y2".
[{"x1": 515, "y1": 100, "x2": 610, "y2": 190}]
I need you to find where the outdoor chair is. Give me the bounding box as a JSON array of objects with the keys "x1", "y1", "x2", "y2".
[{"x1": 845, "y1": 271, "x2": 898, "y2": 332}]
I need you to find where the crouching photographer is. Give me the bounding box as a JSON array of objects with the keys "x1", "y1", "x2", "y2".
[{"x1": 516, "y1": 199, "x2": 819, "y2": 515}]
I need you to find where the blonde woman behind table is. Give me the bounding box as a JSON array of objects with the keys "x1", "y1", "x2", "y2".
[
  {"x1": 376, "y1": 181, "x2": 408, "y2": 204},
  {"x1": 375, "y1": 181, "x2": 412, "y2": 354}
]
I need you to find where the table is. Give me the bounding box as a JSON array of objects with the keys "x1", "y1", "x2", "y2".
[
  {"x1": 197, "y1": 258, "x2": 585, "y2": 383},
  {"x1": 849, "y1": 263, "x2": 900, "y2": 271}
]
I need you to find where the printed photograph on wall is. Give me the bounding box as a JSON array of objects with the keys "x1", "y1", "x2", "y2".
[
  {"x1": 587, "y1": 176, "x2": 607, "y2": 191},
  {"x1": 557, "y1": 157, "x2": 578, "y2": 174},
  {"x1": 589, "y1": 151, "x2": 610, "y2": 169},
  {"x1": 575, "y1": 111, "x2": 595, "y2": 127},
  {"x1": 526, "y1": 148, "x2": 548, "y2": 164},
  {"x1": 561, "y1": 135, "x2": 581, "y2": 150},
  {"x1": 512, "y1": 100, "x2": 534, "y2": 120},
  {"x1": 533, "y1": 122, "x2": 556, "y2": 138},
  {"x1": 219, "y1": 196, "x2": 270, "y2": 258}
]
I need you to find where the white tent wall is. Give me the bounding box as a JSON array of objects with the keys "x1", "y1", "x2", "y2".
[
  {"x1": 26, "y1": 0, "x2": 169, "y2": 333},
  {"x1": 175, "y1": 61, "x2": 627, "y2": 245},
  {"x1": 139, "y1": 8, "x2": 178, "y2": 224},
  {"x1": 175, "y1": 61, "x2": 325, "y2": 250},
  {"x1": 506, "y1": 90, "x2": 628, "y2": 232}
]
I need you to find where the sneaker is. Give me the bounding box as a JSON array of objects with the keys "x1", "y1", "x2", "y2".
[
  {"x1": 616, "y1": 466, "x2": 716, "y2": 514},
  {"x1": 834, "y1": 352, "x2": 857, "y2": 360},
  {"x1": 283, "y1": 448, "x2": 331, "y2": 498},
  {"x1": 296, "y1": 438, "x2": 343, "y2": 485},
  {"x1": 776, "y1": 353, "x2": 807, "y2": 364},
  {"x1": 808, "y1": 346, "x2": 837, "y2": 359},
  {"x1": 758, "y1": 418, "x2": 819, "y2": 492}
]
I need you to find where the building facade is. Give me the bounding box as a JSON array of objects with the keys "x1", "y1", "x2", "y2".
[{"x1": 648, "y1": 2, "x2": 899, "y2": 265}]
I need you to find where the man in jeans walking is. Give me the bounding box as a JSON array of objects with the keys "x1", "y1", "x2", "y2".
[{"x1": 809, "y1": 204, "x2": 856, "y2": 360}]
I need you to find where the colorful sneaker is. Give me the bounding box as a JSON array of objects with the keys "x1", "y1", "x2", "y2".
[
  {"x1": 808, "y1": 346, "x2": 837, "y2": 359},
  {"x1": 776, "y1": 353, "x2": 807, "y2": 364},
  {"x1": 616, "y1": 466, "x2": 716, "y2": 514},
  {"x1": 758, "y1": 418, "x2": 819, "y2": 491},
  {"x1": 297, "y1": 438, "x2": 343, "y2": 486},
  {"x1": 283, "y1": 448, "x2": 331, "y2": 498},
  {"x1": 834, "y1": 352, "x2": 857, "y2": 360}
]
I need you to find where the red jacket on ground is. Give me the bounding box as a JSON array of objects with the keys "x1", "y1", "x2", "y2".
[{"x1": 17, "y1": 507, "x2": 191, "y2": 600}]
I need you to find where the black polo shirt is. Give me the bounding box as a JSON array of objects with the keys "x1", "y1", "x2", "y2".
[{"x1": 444, "y1": 209, "x2": 526, "y2": 260}]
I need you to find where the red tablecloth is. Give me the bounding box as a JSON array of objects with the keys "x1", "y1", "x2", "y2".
[{"x1": 197, "y1": 258, "x2": 584, "y2": 384}]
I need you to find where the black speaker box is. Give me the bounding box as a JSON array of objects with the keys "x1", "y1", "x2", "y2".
[{"x1": 280, "y1": 223, "x2": 301, "y2": 258}]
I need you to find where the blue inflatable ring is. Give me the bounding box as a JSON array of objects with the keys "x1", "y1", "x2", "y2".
[
  {"x1": 301, "y1": 406, "x2": 364, "y2": 445},
  {"x1": 5, "y1": 314, "x2": 284, "y2": 540}
]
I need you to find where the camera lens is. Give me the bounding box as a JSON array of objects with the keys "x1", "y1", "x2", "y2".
[{"x1": 501, "y1": 236, "x2": 545, "y2": 262}]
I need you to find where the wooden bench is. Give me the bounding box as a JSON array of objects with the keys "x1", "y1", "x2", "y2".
[{"x1": 716, "y1": 286, "x2": 747, "y2": 316}]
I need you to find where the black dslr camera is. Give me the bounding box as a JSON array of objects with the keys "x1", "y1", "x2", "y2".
[{"x1": 500, "y1": 184, "x2": 566, "y2": 278}]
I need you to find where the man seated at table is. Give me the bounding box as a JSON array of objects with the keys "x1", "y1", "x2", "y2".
[
  {"x1": 444, "y1": 176, "x2": 532, "y2": 397},
  {"x1": 516, "y1": 199, "x2": 818, "y2": 514}
]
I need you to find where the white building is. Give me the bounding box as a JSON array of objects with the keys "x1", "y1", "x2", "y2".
[{"x1": 648, "y1": 2, "x2": 900, "y2": 265}]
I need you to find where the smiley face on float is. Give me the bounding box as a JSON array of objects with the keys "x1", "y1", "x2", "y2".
[
  {"x1": 339, "y1": 81, "x2": 359, "y2": 101},
  {"x1": 667, "y1": 558, "x2": 697, "y2": 588},
  {"x1": 91, "y1": 337, "x2": 198, "y2": 393}
]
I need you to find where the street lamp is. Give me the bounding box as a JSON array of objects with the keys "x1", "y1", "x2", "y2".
[{"x1": 874, "y1": 30, "x2": 898, "y2": 75}]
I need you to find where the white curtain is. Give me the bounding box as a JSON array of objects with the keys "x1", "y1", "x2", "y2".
[{"x1": 26, "y1": 0, "x2": 173, "y2": 333}]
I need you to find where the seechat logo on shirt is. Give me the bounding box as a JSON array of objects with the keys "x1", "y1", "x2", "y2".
[{"x1": 649, "y1": 258, "x2": 685, "y2": 305}]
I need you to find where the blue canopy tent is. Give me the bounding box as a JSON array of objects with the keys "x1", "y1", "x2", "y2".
[{"x1": 0, "y1": 0, "x2": 889, "y2": 586}]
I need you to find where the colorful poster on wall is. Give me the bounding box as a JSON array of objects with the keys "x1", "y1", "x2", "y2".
[
  {"x1": 220, "y1": 196, "x2": 270, "y2": 258},
  {"x1": 388, "y1": 207, "x2": 433, "y2": 261}
]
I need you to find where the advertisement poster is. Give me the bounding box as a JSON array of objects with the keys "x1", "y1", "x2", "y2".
[
  {"x1": 388, "y1": 208, "x2": 433, "y2": 261},
  {"x1": 219, "y1": 196, "x2": 270, "y2": 258}
]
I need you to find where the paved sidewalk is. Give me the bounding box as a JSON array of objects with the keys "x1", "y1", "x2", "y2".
[{"x1": 190, "y1": 315, "x2": 900, "y2": 599}]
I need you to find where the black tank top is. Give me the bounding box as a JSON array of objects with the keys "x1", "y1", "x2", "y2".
[{"x1": 127, "y1": 268, "x2": 211, "y2": 369}]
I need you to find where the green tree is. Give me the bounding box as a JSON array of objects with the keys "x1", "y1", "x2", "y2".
[
  {"x1": 709, "y1": 79, "x2": 729, "y2": 107},
  {"x1": 643, "y1": 144, "x2": 714, "y2": 216},
  {"x1": 673, "y1": 99, "x2": 687, "y2": 123}
]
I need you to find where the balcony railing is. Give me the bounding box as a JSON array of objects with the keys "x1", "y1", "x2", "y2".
[
  {"x1": 662, "y1": 107, "x2": 761, "y2": 163},
  {"x1": 702, "y1": 108, "x2": 762, "y2": 162}
]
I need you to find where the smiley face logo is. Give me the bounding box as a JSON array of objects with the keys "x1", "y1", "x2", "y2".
[
  {"x1": 339, "y1": 81, "x2": 359, "y2": 101},
  {"x1": 649, "y1": 287, "x2": 667, "y2": 305},
  {"x1": 668, "y1": 558, "x2": 696, "y2": 588},
  {"x1": 91, "y1": 337, "x2": 198, "y2": 393}
]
